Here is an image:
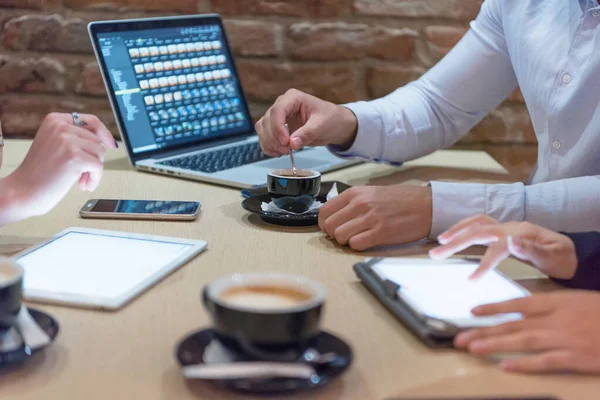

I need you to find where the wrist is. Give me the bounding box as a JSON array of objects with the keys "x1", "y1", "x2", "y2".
[
  {"x1": 563, "y1": 237, "x2": 578, "y2": 279},
  {"x1": 423, "y1": 185, "x2": 433, "y2": 238},
  {"x1": 0, "y1": 171, "x2": 31, "y2": 227},
  {"x1": 330, "y1": 105, "x2": 358, "y2": 150}
]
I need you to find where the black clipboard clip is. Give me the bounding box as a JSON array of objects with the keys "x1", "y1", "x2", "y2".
[
  {"x1": 382, "y1": 279, "x2": 401, "y2": 299},
  {"x1": 354, "y1": 258, "x2": 462, "y2": 347}
]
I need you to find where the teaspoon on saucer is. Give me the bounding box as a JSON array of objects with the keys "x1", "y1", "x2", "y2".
[{"x1": 182, "y1": 362, "x2": 316, "y2": 380}]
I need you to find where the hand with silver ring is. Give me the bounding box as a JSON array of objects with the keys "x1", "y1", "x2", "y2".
[
  {"x1": 0, "y1": 112, "x2": 117, "y2": 226},
  {"x1": 71, "y1": 112, "x2": 88, "y2": 127}
]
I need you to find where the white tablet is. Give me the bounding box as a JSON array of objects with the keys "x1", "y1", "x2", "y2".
[
  {"x1": 13, "y1": 227, "x2": 207, "y2": 310},
  {"x1": 371, "y1": 258, "x2": 530, "y2": 328}
]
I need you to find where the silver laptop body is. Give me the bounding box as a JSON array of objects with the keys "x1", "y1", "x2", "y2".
[{"x1": 89, "y1": 14, "x2": 360, "y2": 189}]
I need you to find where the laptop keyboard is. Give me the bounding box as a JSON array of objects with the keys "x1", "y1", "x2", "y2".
[{"x1": 158, "y1": 142, "x2": 271, "y2": 174}]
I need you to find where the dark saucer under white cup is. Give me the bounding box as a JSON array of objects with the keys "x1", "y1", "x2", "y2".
[
  {"x1": 0, "y1": 257, "x2": 59, "y2": 369},
  {"x1": 175, "y1": 328, "x2": 352, "y2": 394},
  {"x1": 241, "y1": 181, "x2": 352, "y2": 227},
  {"x1": 175, "y1": 273, "x2": 353, "y2": 394}
]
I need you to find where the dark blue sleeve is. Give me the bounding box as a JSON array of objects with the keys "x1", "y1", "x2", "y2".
[{"x1": 551, "y1": 232, "x2": 600, "y2": 291}]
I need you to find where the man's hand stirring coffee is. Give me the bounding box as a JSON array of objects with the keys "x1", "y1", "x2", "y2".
[{"x1": 255, "y1": 90, "x2": 432, "y2": 251}]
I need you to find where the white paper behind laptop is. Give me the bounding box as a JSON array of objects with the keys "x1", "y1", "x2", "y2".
[
  {"x1": 13, "y1": 227, "x2": 207, "y2": 310},
  {"x1": 371, "y1": 258, "x2": 530, "y2": 328}
]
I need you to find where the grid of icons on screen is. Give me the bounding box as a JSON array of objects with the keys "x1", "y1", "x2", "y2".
[{"x1": 127, "y1": 39, "x2": 247, "y2": 141}]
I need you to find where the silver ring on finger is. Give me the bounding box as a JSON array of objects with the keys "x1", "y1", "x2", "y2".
[{"x1": 71, "y1": 112, "x2": 88, "y2": 127}]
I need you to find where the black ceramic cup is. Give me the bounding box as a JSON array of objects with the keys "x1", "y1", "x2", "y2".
[
  {"x1": 0, "y1": 258, "x2": 23, "y2": 332},
  {"x1": 267, "y1": 169, "x2": 321, "y2": 213},
  {"x1": 203, "y1": 273, "x2": 326, "y2": 358}
]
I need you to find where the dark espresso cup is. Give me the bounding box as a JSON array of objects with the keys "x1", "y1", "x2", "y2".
[
  {"x1": 267, "y1": 169, "x2": 321, "y2": 213},
  {"x1": 203, "y1": 273, "x2": 326, "y2": 358},
  {"x1": 0, "y1": 258, "x2": 23, "y2": 332}
]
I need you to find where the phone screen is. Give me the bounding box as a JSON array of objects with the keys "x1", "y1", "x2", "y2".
[{"x1": 89, "y1": 200, "x2": 199, "y2": 215}]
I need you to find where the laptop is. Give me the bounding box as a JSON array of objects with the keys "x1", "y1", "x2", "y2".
[{"x1": 88, "y1": 14, "x2": 360, "y2": 189}]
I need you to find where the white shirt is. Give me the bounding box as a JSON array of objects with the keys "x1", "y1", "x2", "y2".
[{"x1": 334, "y1": 0, "x2": 600, "y2": 237}]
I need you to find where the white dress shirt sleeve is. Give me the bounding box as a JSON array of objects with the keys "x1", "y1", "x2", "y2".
[
  {"x1": 329, "y1": 0, "x2": 541, "y2": 236},
  {"x1": 429, "y1": 176, "x2": 600, "y2": 237},
  {"x1": 335, "y1": 0, "x2": 517, "y2": 163}
]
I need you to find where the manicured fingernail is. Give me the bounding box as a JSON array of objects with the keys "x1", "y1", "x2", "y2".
[
  {"x1": 114, "y1": 140, "x2": 119, "y2": 148},
  {"x1": 508, "y1": 236, "x2": 524, "y2": 254},
  {"x1": 437, "y1": 235, "x2": 449, "y2": 244},
  {"x1": 291, "y1": 137, "x2": 302, "y2": 148},
  {"x1": 507, "y1": 235, "x2": 515, "y2": 248},
  {"x1": 428, "y1": 248, "x2": 443, "y2": 259}
]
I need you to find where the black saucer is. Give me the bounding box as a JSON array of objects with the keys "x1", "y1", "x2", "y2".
[
  {"x1": 0, "y1": 308, "x2": 59, "y2": 369},
  {"x1": 241, "y1": 181, "x2": 351, "y2": 226},
  {"x1": 175, "y1": 329, "x2": 353, "y2": 394}
]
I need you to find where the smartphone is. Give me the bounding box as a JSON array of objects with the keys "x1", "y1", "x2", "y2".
[{"x1": 80, "y1": 199, "x2": 200, "y2": 221}]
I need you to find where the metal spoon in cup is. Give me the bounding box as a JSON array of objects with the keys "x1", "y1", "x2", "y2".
[{"x1": 284, "y1": 124, "x2": 297, "y2": 177}]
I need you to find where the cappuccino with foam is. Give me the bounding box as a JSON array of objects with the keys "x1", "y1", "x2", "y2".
[{"x1": 219, "y1": 285, "x2": 313, "y2": 311}]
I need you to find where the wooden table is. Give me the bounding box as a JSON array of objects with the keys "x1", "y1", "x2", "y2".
[{"x1": 0, "y1": 140, "x2": 596, "y2": 400}]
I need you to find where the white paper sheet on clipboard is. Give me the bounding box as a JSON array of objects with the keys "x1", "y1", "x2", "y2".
[{"x1": 370, "y1": 258, "x2": 530, "y2": 328}]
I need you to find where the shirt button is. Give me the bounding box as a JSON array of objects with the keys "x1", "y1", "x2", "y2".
[
  {"x1": 593, "y1": 10, "x2": 600, "y2": 17},
  {"x1": 562, "y1": 74, "x2": 572, "y2": 84},
  {"x1": 553, "y1": 140, "x2": 561, "y2": 150}
]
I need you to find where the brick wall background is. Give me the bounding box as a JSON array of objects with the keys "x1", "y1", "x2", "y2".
[{"x1": 0, "y1": 0, "x2": 537, "y2": 180}]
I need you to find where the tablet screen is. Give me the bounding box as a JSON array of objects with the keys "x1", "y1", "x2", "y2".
[
  {"x1": 373, "y1": 259, "x2": 529, "y2": 327},
  {"x1": 16, "y1": 230, "x2": 197, "y2": 306}
]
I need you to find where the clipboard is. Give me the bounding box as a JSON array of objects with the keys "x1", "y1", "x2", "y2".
[
  {"x1": 354, "y1": 258, "x2": 458, "y2": 348},
  {"x1": 353, "y1": 258, "x2": 529, "y2": 348}
]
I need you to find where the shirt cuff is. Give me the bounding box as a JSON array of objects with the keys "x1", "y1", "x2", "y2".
[
  {"x1": 327, "y1": 101, "x2": 384, "y2": 160},
  {"x1": 551, "y1": 232, "x2": 600, "y2": 291},
  {"x1": 429, "y1": 181, "x2": 527, "y2": 239},
  {"x1": 429, "y1": 181, "x2": 487, "y2": 239}
]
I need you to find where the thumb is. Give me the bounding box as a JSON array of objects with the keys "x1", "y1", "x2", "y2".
[
  {"x1": 507, "y1": 236, "x2": 551, "y2": 270},
  {"x1": 289, "y1": 119, "x2": 319, "y2": 150}
]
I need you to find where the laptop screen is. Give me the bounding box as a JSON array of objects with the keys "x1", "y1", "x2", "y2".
[{"x1": 93, "y1": 17, "x2": 253, "y2": 158}]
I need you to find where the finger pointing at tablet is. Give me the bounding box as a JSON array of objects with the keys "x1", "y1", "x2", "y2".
[{"x1": 429, "y1": 216, "x2": 578, "y2": 280}]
